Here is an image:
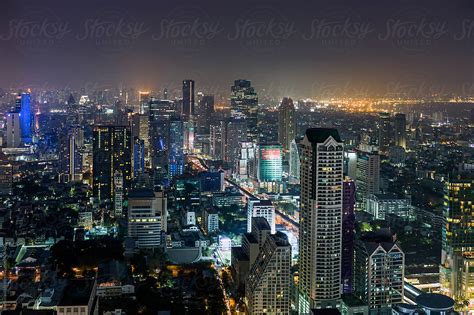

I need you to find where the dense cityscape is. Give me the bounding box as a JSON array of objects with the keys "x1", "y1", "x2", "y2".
[{"x1": 1, "y1": 0, "x2": 474, "y2": 314}]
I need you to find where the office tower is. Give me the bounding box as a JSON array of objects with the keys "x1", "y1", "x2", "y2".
[
  {"x1": 131, "y1": 113, "x2": 150, "y2": 166},
  {"x1": 344, "y1": 150, "x2": 357, "y2": 180},
  {"x1": 247, "y1": 199, "x2": 276, "y2": 234},
  {"x1": 353, "y1": 229, "x2": 404, "y2": 312},
  {"x1": 0, "y1": 163, "x2": 13, "y2": 195},
  {"x1": 355, "y1": 150, "x2": 380, "y2": 210},
  {"x1": 342, "y1": 178, "x2": 356, "y2": 294},
  {"x1": 168, "y1": 117, "x2": 185, "y2": 178},
  {"x1": 16, "y1": 93, "x2": 32, "y2": 143},
  {"x1": 289, "y1": 139, "x2": 300, "y2": 183},
  {"x1": 92, "y1": 126, "x2": 132, "y2": 204},
  {"x1": 149, "y1": 98, "x2": 175, "y2": 169},
  {"x1": 182, "y1": 80, "x2": 195, "y2": 120},
  {"x1": 138, "y1": 91, "x2": 150, "y2": 114},
  {"x1": 183, "y1": 120, "x2": 194, "y2": 152},
  {"x1": 256, "y1": 143, "x2": 282, "y2": 193},
  {"x1": 394, "y1": 113, "x2": 407, "y2": 149},
  {"x1": 230, "y1": 80, "x2": 258, "y2": 142},
  {"x1": 232, "y1": 217, "x2": 272, "y2": 291},
  {"x1": 128, "y1": 189, "x2": 168, "y2": 249},
  {"x1": 210, "y1": 121, "x2": 225, "y2": 160},
  {"x1": 196, "y1": 94, "x2": 214, "y2": 134},
  {"x1": 238, "y1": 142, "x2": 256, "y2": 179},
  {"x1": 366, "y1": 194, "x2": 411, "y2": 220},
  {"x1": 67, "y1": 127, "x2": 83, "y2": 182},
  {"x1": 114, "y1": 171, "x2": 124, "y2": 217},
  {"x1": 440, "y1": 174, "x2": 474, "y2": 301},
  {"x1": 133, "y1": 137, "x2": 145, "y2": 177},
  {"x1": 298, "y1": 128, "x2": 344, "y2": 311},
  {"x1": 202, "y1": 208, "x2": 219, "y2": 234},
  {"x1": 378, "y1": 112, "x2": 391, "y2": 153},
  {"x1": 278, "y1": 97, "x2": 296, "y2": 154},
  {"x1": 224, "y1": 118, "x2": 248, "y2": 166},
  {"x1": 245, "y1": 232, "x2": 291, "y2": 315},
  {"x1": 5, "y1": 112, "x2": 21, "y2": 148}
]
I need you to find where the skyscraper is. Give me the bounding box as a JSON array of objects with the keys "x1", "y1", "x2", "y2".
[
  {"x1": 289, "y1": 138, "x2": 300, "y2": 184},
  {"x1": 168, "y1": 117, "x2": 185, "y2": 178},
  {"x1": 256, "y1": 143, "x2": 283, "y2": 193},
  {"x1": 245, "y1": 231, "x2": 291, "y2": 315},
  {"x1": 298, "y1": 128, "x2": 344, "y2": 311},
  {"x1": 210, "y1": 120, "x2": 225, "y2": 160},
  {"x1": 67, "y1": 126, "x2": 83, "y2": 182},
  {"x1": 355, "y1": 150, "x2": 380, "y2": 210},
  {"x1": 247, "y1": 198, "x2": 276, "y2": 234},
  {"x1": 17, "y1": 93, "x2": 32, "y2": 144},
  {"x1": 128, "y1": 189, "x2": 168, "y2": 249},
  {"x1": 353, "y1": 229, "x2": 404, "y2": 312},
  {"x1": 278, "y1": 97, "x2": 296, "y2": 154},
  {"x1": 92, "y1": 126, "x2": 132, "y2": 205},
  {"x1": 230, "y1": 80, "x2": 258, "y2": 142},
  {"x1": 182, "y1": 80, "x2": 195, "y2": 120},
  {"x1": 224, "y1": 118, "x2": 248, "y2": 166},
  {"x1": 378, "y1": 112, "x2": 391, "y2": 153},
  {"x1": 5, "y1": 112, "x2": 21, "y2": 148},
  {"x1": 342, "y1": 178, "x2": 356, "y2": 294},
  {"x1": 196, "y1": 94, "x2": 214, "y2": 134},
  {"x1": 440, "y1": 174, "x2": 474, "y2": 302},
  {"x1": 394, "y1": 113, "x2": 407, "y2": 149}
]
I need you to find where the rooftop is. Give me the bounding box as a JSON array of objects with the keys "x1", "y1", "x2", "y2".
[{"x1": 305, "y1": 128, "x2": 341, "y2": 144}]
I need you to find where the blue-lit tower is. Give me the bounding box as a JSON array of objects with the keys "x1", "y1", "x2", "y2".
[
  {"x1": 168, "y1": 117, "x2": 185, "y2": 178},
  {"x1": 17, "y1": 93, "x2": 32, "y2": 144}
]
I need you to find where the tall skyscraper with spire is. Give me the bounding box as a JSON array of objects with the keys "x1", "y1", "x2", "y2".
[{"x1": 298, "y1": 128, "x2": 344, "y2": 311}]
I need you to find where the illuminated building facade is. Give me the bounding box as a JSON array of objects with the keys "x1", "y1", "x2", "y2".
[
  {"x1": 378, "y1": 112, "x2": 391, "y2": 154},
  {"x1": 230, "y1": 79, "x2": 258, "y2": 142},
  {"x1": 298, "y1": 128, "x2": 343, "y2": 311},
  {"x1": 257, "y1": 143, "x2": 282, "y2": 192},
  {"x1": 245, "y1": 232, "x2": 291, "y2": 315},
  {"x1": 278, "y1": 97, "x2": 296, "y2": 154},
  {"x1": 168, "y1": 117, "x2": 185, "y2": 178},
  {"x1": 17, "y1": 93, "x2": 32, "y2": 144},
  {"x1": 394, "y1": 113, "x2": 407, "y2": 149},
  {"x1": 182, "y1": 80, "x2": 195, "y2": 121},
  {"x1": 92, "y1": 126, "x2": 132, "y2": 205},
  {"x1": 440, "y1": 175, "x2": 474, "y2": 305},
  {"x1": 356, "y1": 150, "x2": 380, "y2": 210}
]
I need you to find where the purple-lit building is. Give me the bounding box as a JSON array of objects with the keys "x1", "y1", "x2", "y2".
[{"x1": 342, "y1": 178, "x2": 356, "y2": 293}]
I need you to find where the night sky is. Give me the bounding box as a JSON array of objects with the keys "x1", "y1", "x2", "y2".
[{"x1": 0, "y1": 0, "x2": 473, "y2": 99}]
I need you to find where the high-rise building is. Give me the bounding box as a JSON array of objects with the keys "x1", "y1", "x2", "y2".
[
  {"x1": 138, "y1": 91, "x2": 150, "y2": 114},
  {"x1": 245, "y1": 231, "x2": 292, "y2": 315},
  {"x1": 394, "y1": 113, "x2": 407, "y2": 149},
  {"x1": 92, "y1": 126, "x2": 132, "y2": 205},
  {"x1": 224, "y1": 118, "x2": 248, "y2": 166},
  {"x1": 355, "y1": 150, "x2": 380, "y2": 210},
  {"x1": 238, "y1": 142, "x2": 256, "y2": 179},
  {"x1": 196, "y1": 94, "x2": 214, "y2": 134},
  {"x1": 114, "y1": 171, "x2": 124, "y2": 217},
  {"x1": 133, "y1": 137, "x2": 145, "y2": 177},
  {"x1": 230, "y1": 80, "x2": 258, "y2": 142},
  {"x1": 128, "y1": 189, "x2": 168, "y2": 249},
  {"x1": 440, "y1": 174, "x2": 474, "y2": 303},
  {"x1": 17, "y1": 93, "x2": 32, "y2": 143},
  {"x1": 247, "y1": 199, "x2": 276, "y2": 234},
  {"x1": 182, "y1": 80, "x2": 195, "y2": 120},
  {"x1": 353, "y1": 229, "x2": 404, "y2": 312},
  {"x1": 298, "y1": 128, "x2": 344, "y2": 311},
  {"x1": 0, "y1": 163, "x2": 13, "y2": 195},
  {"x1": 278, "y1": 97, "x2": 296, "y2": 155},
  {"x1": 342, "y1": 178, "x2": 356, "y2": 294},
  {"x1": 210, "y1": 121, "x2": 225, "y2": 160},
  {"x1": 289, "y1": 139, "x2": 300, "y2": 183},
  {"x1": 5, "y1": 112, "x2": 21, "y2": 148},
  {"x1": 67, "y1": 127, "x2": 83, "y2": 182},
  {"x1": 168, "y1": 117, "x2": 185, "y2": 178},
  {"x1": 378, "y1": 112, "x2": 391, "y2": 153},
  {"x1": 256, "y1": 143, "x2": 282, "y2": 192}
]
